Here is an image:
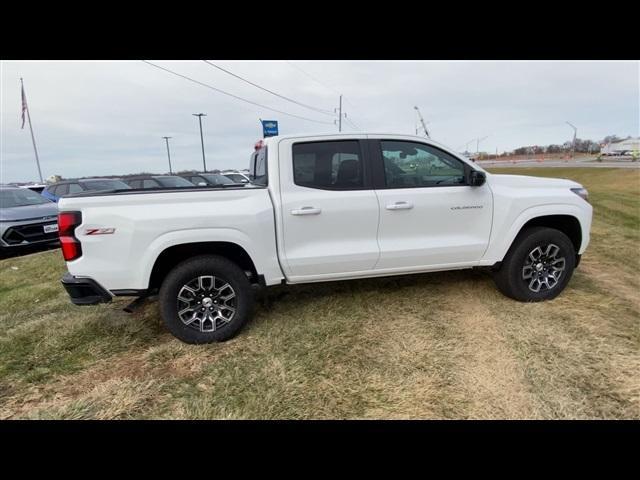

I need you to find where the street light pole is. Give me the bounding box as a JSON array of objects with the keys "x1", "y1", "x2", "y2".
[
  {"x1": 162, "y1": 136, "x2": 173, "y2": 174},
  {"x1": 476, "y1": 136, "x2": 489, "y2": 157},
  {"x1": 193, "y1": 113, "x2": 207, "y2": 172},
  {"x1": 566, "y1": 121, "x2": 577, "y2": 158}
]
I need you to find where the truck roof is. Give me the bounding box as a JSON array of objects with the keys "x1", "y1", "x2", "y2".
[{"x1": 262, "y1": 132, "x2": 462, "y2": 155}]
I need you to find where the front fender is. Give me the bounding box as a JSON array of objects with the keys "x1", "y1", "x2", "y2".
[{"x1": 480, "y1": 203, "x2": 592, "y2": 264}]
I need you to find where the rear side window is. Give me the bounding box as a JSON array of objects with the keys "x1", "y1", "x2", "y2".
[
  {"x1": 143, "y1": 179, "x2": 159, "y2": 188},
  {"x1": 68, "y1": 183, "x2": 83, "y2": 194},
  {"x1": 56, "y1": 184, "x2": 69, "y2": 196},
  {"x1": 293, "y1": 141, "x2": 363, "y2": 190}
]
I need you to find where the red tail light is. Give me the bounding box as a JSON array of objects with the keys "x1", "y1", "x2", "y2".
[{"x1": 58, "y1": 211, "x2": 82, "y2": 261}]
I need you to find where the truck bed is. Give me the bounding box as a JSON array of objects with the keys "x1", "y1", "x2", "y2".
[{"x1": 58, "y1": 186, "x2": 284, "y2": 292}]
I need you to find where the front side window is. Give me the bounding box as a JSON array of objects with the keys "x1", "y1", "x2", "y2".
[
  {"x1": 82, "y1": 179, "x2": 130, "y2": 191},
  {"x1": 293, "y1": 141, "x2": 363, "y2": 189},
  {"x1": 224, "y1": 173, "x2": 249, "y2": 183},
  {"x1": 203, "y1": 174, "x2": 234, "y2": 185},
  {"x1": 380, "y1": 141, "x2": 466, "y2": 188},
  {"x1": 56, "y1": 184, "x2": 69, "y2": 196},
  {"x1": 189, "y1": 176, "x2": 207, "y2": 185},
  {"x1": 68, "y1": 183, "x2": 83, "y2": 194},
  {"x1": 155, "y1": 176, "x2": 194, "y2": 188},
  {"x1": 143, "y1": 179, "x2": 159, "y2": 188}
]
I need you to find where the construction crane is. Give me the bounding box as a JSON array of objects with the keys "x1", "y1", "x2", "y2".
[{"x1": 414, "y1": 106, "x2": 430, "y2": 138}]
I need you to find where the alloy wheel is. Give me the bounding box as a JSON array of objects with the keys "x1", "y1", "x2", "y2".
[
  {"x1": 522, "y1": 243, "x2": 566, "y2": 293},
  {"x1": 176, "y1": 276, "x2": 236, "y2": 332}
]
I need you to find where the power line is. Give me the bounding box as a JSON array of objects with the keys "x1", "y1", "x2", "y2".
[
  {"x1": 344, "y1": 116, "x2": 361, "y2": 131},
  {"x1": 287, "y1": 61, "x2": 342, "y2": 96},
  {"x1": 142, "y1": 61, "x2": 334, "y2": 125},
  {"x1": 286, "y1": 61, "x2": 360, "y2": 110},
  {"x1": 286, "y1": 61, "x2": 368, "y2": 129},
  {"x1": 203, "y1": 61, "x2": 335, "y2": 116}
]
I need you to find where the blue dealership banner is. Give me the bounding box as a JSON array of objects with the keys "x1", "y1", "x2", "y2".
[{"x1": 261, "y1": 120, "x2": 279, "y2": 137}]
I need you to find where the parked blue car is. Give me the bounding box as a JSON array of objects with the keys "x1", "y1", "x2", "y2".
[{"x1": 42, "y1": 178, "x2": 130, "y2": 203}]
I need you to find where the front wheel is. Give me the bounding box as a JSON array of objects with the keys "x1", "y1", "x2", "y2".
[
  {"x1": 159, "y1": 255, "x2": 254, "y2": 343},
  {"x1": 493, "y1": 227, "x2": 576, "y2": 302}
]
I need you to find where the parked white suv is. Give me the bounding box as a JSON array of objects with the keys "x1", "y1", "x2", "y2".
[{"x1": 57, "y1": 133, "x2": 592, "y2": 343}]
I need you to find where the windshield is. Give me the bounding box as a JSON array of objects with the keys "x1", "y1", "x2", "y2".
[
  {"x1": 0, "y1": 188, "x2": 50, "y2": 208},
  {"x1": 223, "y1": 173, "x2": 249, "y2": 183},
  {"x1": 81, "y1": 179, "x2": 131, "y2": 191},
  {"x1": 155, "y1": 176, "x2": 195, "y2": 188},
  {"x1": 202, "y1": 174, "x2": 235, "y2": 185}
]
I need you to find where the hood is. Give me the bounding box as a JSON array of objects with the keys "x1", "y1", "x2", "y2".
[
  {"x1": 488, "y1": 173, "x2": 582, "y2": 189},
  {"x1": 0, "y1": 201, "x2": 58, "y2": 222}
]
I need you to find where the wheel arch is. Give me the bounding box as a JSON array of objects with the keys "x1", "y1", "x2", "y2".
[
  {"x1": 482, "y1": 204, "x2": 588, "y2": 266},
  {"x1": 148, "y1": 241, "x2": 260, "y2": 291},
  {"x1": 516, "y1": 214, "x2": 582, "y2": 254}
]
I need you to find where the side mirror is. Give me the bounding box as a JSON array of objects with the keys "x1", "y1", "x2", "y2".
[{"x1": 469, "y1": 170, "x2": 486, "y2": 187}]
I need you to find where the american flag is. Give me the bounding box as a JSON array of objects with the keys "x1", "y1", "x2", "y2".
[{"x1": 21, "y1": 81, "x2": 27, "y2": 129}]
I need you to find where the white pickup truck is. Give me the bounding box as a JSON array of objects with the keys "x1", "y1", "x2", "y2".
[{"x1": 58, "y1": 133, "x2": 592, "y2": 343}]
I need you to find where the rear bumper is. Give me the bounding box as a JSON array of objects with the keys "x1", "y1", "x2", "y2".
[{"x1": 61, "y1": 272, "x2": 112, "y2": 305}]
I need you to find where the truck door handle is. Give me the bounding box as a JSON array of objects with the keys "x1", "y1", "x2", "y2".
[
  {"x1": 386, "y1": 201, "x2": 414, "y2": 210},
  {"x1": 291, "y1": 206, "x2": 322, "y2": 216}
]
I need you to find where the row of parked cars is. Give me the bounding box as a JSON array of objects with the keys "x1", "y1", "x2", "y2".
[
  {"x1": 41, "y1": 172, "x2": 251, "y2": 203},
  {"x1": 0, "y1": 171, "x2": 250, "y2": 254}
]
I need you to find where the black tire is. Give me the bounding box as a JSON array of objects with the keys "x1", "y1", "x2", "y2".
[
  {"x1": 493, "y1": 227, "x2": 576, "y2": 302},
  {"x1": 159, "y1": 255, "x2": 254, "y2": 344}
]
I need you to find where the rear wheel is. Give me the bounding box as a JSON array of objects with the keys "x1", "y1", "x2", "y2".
[
  {"x1": 159, "y1": 255, "x2": 254, "y2": 343},
  {"x1": 493, "y1": 227, "x2": 576, "y2": 302}
]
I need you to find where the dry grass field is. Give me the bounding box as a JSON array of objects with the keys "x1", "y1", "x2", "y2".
[{"x1": 0, "y1": 167, "x2": 638, "y2": 419}]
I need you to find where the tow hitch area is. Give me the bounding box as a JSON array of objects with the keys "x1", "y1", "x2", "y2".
[{"x1": 123, "y1": 295, "x2": 157, "y2": 314}]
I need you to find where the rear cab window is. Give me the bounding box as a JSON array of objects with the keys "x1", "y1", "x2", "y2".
[{"x1": 250, "y1": 144, "x2": 268, "y2": 186}]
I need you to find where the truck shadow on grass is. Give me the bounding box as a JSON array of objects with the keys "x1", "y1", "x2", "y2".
[{"x1": 257, "y1": 269, "x2": 493, "y2": 312}]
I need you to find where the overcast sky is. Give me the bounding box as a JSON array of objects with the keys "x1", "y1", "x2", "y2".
[{"x1": 1, "y1": 60, "x2": 638, "y2": 183}]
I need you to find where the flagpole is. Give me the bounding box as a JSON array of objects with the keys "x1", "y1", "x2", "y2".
[{"x1": 21, "y1": 78, "x2": 43, "y2": 183}]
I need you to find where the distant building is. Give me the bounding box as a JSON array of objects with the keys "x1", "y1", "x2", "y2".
[{"x1": 600, "y1": 137, "x2": 640, "y2": 155}]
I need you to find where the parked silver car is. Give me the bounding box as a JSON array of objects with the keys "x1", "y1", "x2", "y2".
[{"x1": 0, "y1": 186, "x2": 59, "y2": 253}]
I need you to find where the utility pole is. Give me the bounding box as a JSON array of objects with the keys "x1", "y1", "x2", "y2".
[
  {"x1": 162, "y1": 136, "x2": 173, "y2": 174},
  {"x1": 566, "y1": 121, "x2": 577, "y2": 158},
  {"x1": 334, "y1": 95, "x2": 344, "y2": 132},
  {"x1": 20, "y1": 78, "x2": 43, "y2": 183},
  {"x1": 193, "y1": 113, "x2": 207, "y2": 172},
  {"x1": 414, "y1": 106, "x2": 430, "y2": 138}
]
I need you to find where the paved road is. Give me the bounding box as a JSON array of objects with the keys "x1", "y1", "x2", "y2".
[{"x1": 480, "y1": 158, "x2": 639, "y2": 169}]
